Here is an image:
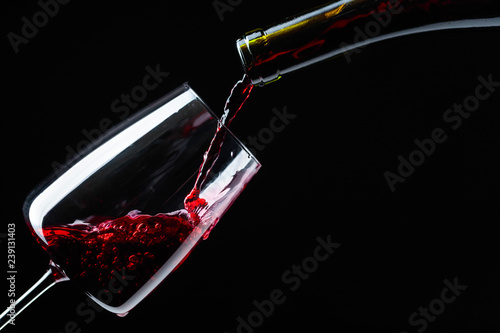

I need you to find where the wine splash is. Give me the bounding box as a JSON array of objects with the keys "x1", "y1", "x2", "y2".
[{"x1": 43, "y1": 210, "x2": 195, "y2": 307}]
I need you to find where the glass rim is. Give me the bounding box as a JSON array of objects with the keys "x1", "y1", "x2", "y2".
[{"x1": 23, "y1": 83, "x2": 261, "y2": 221}]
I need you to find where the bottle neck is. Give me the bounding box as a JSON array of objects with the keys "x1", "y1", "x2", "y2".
[{"x1": 236, "y1": 0, "x2": 500, "y2": 86}]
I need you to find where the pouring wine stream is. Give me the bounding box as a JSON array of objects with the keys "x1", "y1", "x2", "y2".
[{"x1": 184, "y1": 74, "x2": 254, "y2": 219}]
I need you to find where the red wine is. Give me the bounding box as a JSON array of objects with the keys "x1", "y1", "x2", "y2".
[
  {"x1": 43, "y1": 210, "x2": 199, "y2": 309},
  {"x1": 41, "y1": 75, "x2": 255, "y2": 312},
  {"x1": 185, "y1": 74, "x2": 254, "y2": 207},
  {"x1": 221, "y1": 73, "x2": 254, "y2": 127}
]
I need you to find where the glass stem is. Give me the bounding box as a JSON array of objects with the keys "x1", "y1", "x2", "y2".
[{"x1": 0, "y1": 261, "x2": 67, "y2": 330}]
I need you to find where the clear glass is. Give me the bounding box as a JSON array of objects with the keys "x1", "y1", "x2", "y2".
[{"x1": 0, "y1": 84, "x2": 260, "y2": 328}]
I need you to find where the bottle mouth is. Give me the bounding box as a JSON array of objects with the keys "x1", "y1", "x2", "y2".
[
  {"x1": 236, "y1": 36, "x2": 253, "y2": 73},
  {"x1": 235, "y1": 30, "x2": 281, "y2": 87},
  {"x1": 236, "y1": 31, "x2": 263, "y2": 86}
]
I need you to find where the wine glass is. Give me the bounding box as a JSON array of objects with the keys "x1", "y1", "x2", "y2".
[{"x1": 0, "y1": 84, "x2": 260, "y2": 329}]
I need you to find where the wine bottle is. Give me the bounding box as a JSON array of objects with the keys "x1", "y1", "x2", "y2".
[{"x1": 236, "y1": 0, "x2": 500, "y2": 86}]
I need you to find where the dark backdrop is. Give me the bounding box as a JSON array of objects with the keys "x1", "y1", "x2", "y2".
[{"x1": 2, "y1": 1, "x2": 500, "y2": 332}]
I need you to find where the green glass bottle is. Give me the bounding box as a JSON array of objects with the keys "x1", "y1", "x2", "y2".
[{"x1": 236, "y1": 0, "x2": 500, "y2": 86}]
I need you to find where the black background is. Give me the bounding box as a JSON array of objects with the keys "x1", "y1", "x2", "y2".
[{"x1": 1, "y1": 1, "x2": 500, "y2": 332}]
